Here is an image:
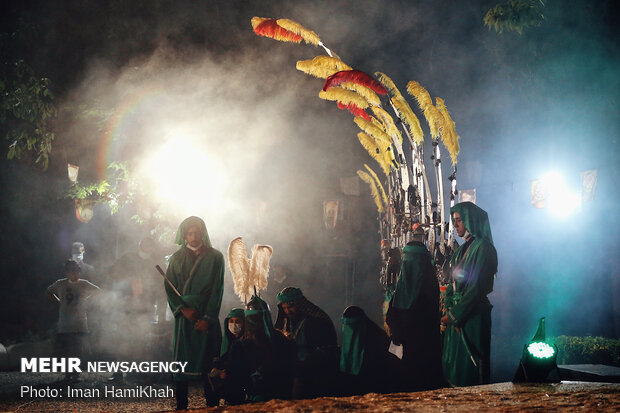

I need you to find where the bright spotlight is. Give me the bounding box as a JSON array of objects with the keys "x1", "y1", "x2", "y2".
[
  {"x1": 539, "y1": 171, "x2": 581, "y2": 218},
  {"x1": 136, "y1": 133, "x2": 228, "y2": 216}
]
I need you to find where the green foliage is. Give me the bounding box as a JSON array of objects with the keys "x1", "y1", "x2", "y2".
[
  {"x1": 552, "y1": 335, "x2": 620, "y2": 366},
  {"x1": 65, "y1": 161, "x2": 135, "y2": 214},
  {"x1": 484, "y1": 0, "x2": 544, "y2": 34},
  {"x1": 1, "y1": 18, "x2": 57, "y2": 169}
]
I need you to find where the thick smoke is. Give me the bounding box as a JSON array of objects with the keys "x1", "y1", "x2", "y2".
[{"x1": 0, "y1": 0, "x2": 617, "y2": 383}]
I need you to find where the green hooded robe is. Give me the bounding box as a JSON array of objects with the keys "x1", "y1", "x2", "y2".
[
  {"x1": 165, "y1": 216, "x2": 224, "y2": 381},
  {"x1": 442, "y1": 202, "x2": 498, "y2": 387}
]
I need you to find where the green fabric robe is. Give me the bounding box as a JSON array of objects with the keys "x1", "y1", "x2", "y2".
[
  {"x1": 442, "y1": 237, "x2": 497, "y2": 386},
  {"x1": 166, "y1": 245, "x2": 224, "y2": 381},
  {"x1": 442, "y1": 201, "x2": 497, "y2": 387}
]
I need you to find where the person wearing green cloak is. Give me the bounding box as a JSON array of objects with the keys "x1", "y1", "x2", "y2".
[
  {"x1": 441, "y1": 202, "x2": 498, "y2": 387},
  {"x1": 222, "y1": 295, "x2": 296, "y2": 403},
  {"x1": 385, "y1": 225, "x2": 444, "y2": 391},
  {"x1": 274, "y1": 287, "x2": 338, "y2": 398},
  {"x1": 165, "y1": 216, "x2": 224, "y2": 410},
  {"x1": 340, "y1": 306, "x2": 399, "y2": 395}
]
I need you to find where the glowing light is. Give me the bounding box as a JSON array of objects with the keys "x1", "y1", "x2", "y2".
[
  {"x1": 540, "y1": 171, "x2": 581, "y2": 218},
  {"x1": 527, "y1": 342, "x2": 556, "y2": 359},
  {"x1": 135, "y1": 133, "x2": 228, "y2": 217}
]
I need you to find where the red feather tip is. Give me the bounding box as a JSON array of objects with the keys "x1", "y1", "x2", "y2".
[
  {"x1": 253, "y1": 19, "x2": 303, "y2": 43},
  {"x1": 337, "y1": 102, "x2": 371, "y2": 120},
  {"x1": 323, "y1": 70, "x2": 388, "y2": 95}
]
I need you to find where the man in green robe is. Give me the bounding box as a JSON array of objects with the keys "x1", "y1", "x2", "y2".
[
  {"x1": 386, "y1": 225, "x2": 444, "y2": 390},
  {"x1": 274, "y1": 287, "x2": 338, "y2": 398},
  {"x1": 441, "y1": 202, "x2": 498, "y2": 386},
  {"x1": 165, "y1": 216, "x2": 224, "y2": 410}
]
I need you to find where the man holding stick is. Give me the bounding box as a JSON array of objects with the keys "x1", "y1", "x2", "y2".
[
  {"x1": 164, "y1": 216, "x2": 224, "y2": 410},
  {"x1": 441, "y1": 202, "x2": 497, "y2": 386}
]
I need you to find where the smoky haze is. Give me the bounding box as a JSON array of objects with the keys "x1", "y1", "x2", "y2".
[{"x1": 0, "y1": 0, "x2": 617, "y2": 383}]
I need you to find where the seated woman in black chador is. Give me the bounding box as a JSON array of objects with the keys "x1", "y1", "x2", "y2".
[{"x1": 214, "y1": 295, "x2": 296, "y2": 404}]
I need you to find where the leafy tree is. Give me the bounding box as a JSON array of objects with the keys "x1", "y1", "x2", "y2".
[{"x1": 0, "y1": 20, "x2": 56, "y2": 169}]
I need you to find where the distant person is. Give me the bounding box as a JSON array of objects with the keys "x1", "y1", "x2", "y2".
[
  {"x1": 212, "y1": 296, "x2": 296, "y2": 404},
  {"x1": 386, "y1": 225, "x2": 444, "y2": 390},
  {"x1": 70, "y1": 242, "x2": 95, "y2": 279},
  {"x1": 441, "y1": 202, "x2": 498, "y2": 386},
  {"x1": 46, "y1": 259, "x2": 100, "y2": 381},
  {"x1": 165, "y1": 216, "x2": 224, "y2": 410},
  {"x1": 274, "y1": 287, "x2": 338, "y2": 399},
  {"x1": 340, "y1": 306, "x2": 400, "y2": 395}
]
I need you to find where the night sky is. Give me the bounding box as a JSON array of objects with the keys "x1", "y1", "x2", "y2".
[{"x1": 1, "y1": 0, "x2": 618, "y2": 382}]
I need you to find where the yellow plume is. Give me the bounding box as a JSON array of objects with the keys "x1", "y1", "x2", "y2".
[
  {"x1": 354, "y1": 116, "x2": 391, "y2": 146},
  {"x1": 357, "y1": 132, "x2": 391, "y2": 177},
  {"x1": 406, "y1": 80, "x2": 433, "y2": 108},
  {"x1": 391, "y1": 96, "x2": 424, "y2": 144},
  {"x1": 251, "y1": 17, "x2": 267, "y2": 30},
  {"x1": 319, "y1": 88, "x2": 369, "y2": 109},
  {"x1": 296, "y1": 56, "x2": 352, "y2": 79},
  {"x1": 406, "y1": 81, "x2": 442, "y2": 140},
  {"x1": 364, "y1": 164, "x2": 388, "y2": 205},
  {"x1": 340, "y1": 82, "x2": 381, "y2": 107},
  {"x1": 371, "y1": 106, "x2": 402, "y2": 144},
  {"x1": 435, "y1": 97, "x2": 460, "y2": 164},
  {"x1": 375, "y1": 72, "x2": 403, "y2": 98},
  {"x1": 276, "y1": 18, "x2": 321, "y2": 45},
  {"x1": 357, "y1": 170, "x2": 384, "y2": 213}
]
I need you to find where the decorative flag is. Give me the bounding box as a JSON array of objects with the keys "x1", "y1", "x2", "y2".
[
  {"x1": 581, "y1": 169, "x2": 598, "y2": 202},
  {"x1": 459, "y1": 188, "x2": 476, "y2": 204}
]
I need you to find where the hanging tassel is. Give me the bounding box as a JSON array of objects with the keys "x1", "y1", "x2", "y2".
[
  {"x1": 296, "y1": 56, "x2": 352, "y2": 79},
  {"x1": 323, "y1": 70, "x2": 388, "y2": 95}
]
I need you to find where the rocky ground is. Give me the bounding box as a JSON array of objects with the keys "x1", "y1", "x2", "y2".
[{"x1": 0, "y1": 371, "x2": 618, "y2": 412}]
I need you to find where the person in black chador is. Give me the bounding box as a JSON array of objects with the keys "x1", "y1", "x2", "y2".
[
  {"x1": 214, "y1": 295, "x2": 296, "y2": 404},
  {"x1": 208, "y1": 307, "x2": 246, "y2": 405},
  {"x1": 339, "y1": 306, "x2": 400, "y2": 395},
  {"x1": 386, "y1": 225, "x2": 444, "y2": 391},
  {"x1": 274, "y1": 287, "x2": 339, "y2": 399}
]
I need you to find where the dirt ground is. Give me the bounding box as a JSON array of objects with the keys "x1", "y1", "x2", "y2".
[{"x1": 0, "y1": 371, "x2": 618, "y2": 412}]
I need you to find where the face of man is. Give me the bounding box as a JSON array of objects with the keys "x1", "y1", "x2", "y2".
[
  {"x1": 280, "y1": 302, "x2": 298, "y2": 321},
  {"x1": 453, "y1": 212, "x2": 466, "y2": 238},
  {"x1": 185, "y1": 225, "x2": 203, "y2": 249},
  {"x1": 66, "y1": 271, "x2": 80, "y2": 283}
]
